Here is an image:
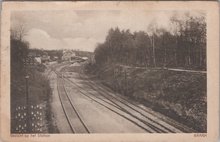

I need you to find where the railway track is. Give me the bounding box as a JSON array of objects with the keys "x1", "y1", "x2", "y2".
[
  {"x1": 57, "y1": 71, "x2": 176, "y2": 133},
  {"x1": 77, "y1": 71, "x2": 182, "y2": 133},
  {"x1": 77, "y1": 72, "x2": 177, "y2": 133},
  {"x1": 78, "y1": 68, "x2": 197, "y2": 133},
  {"x1": 55, "y1": 71, "x2": 154, "y2": 132},
  {"x1": 53, "y1": 64, "x2": 195, "y2": 133},
  {"x1": 56, "y1": 73, "x2": 90, "y2": 133}
]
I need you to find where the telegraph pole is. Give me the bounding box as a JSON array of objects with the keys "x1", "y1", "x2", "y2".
[
  {"x1": 23, "y1": 57, "x2": 30, "y2": 133},
  {"x1": 25, "y1": 75, "x2": 30, "y2": 133}
]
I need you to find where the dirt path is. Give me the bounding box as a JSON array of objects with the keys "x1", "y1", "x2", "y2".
[{"x1": 118, "y1": 64, "x2": 206, "y2": 74}]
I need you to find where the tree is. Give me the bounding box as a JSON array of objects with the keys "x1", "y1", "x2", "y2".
[
  {"x1": 134, "y1": 31, "x2": 151, "y2": 67},
  {"x1": 94, "y1": 43, "x2": 108, "y2": 66},
  {"x1": 11, "y1": 24, "x2": 29, "y2": 76},
  {"x1": 93, "y1": 12, "x2": 206, "y2": 70},
  {"x1": 11, "y1": 23, "x2": 28, "y2": 41},
  {"x1": 170, "y1": 12, "x2": 206, "y2": 69}
]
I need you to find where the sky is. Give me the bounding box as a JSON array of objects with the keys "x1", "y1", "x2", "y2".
[{"x1": 11, "y1": 10, "x2": 204, "y2": 52}]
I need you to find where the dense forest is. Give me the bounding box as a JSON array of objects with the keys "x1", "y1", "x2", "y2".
[{"x1": 94, "y1": 13, "x2": 206, "y2": 70}]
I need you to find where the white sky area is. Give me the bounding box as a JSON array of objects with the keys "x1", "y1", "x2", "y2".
[{"x1": 11, "y1": 10, "x2": 204, "y2": 52}]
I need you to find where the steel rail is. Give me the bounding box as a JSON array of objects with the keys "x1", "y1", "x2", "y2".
[
  {"x1": 61, "y1": 77, "x2": 90, "y2": 133},
  {"x1": 79, "y1": 68, "x2": 196, "y2": 133},
  {"x1": 59, "y1": 74, "x2": 157, "y2": 132},
  {"x1": 56, "y1": 77, "x2": 76, "y2": 133},
  {"x1": 55, "y1": 70, "x2": 153, "y2": 132},
  {"x1": 78, "y1": 71, "x2": 176, "y2": 133},
  {"x1": 55, "y1": 71, "x2": 90, "y2": 133},
  {"x1": 67, "y1": 74, "x2": 166, "y2": 133}
]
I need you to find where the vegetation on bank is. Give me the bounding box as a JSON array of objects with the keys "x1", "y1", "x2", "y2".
[
  {"x1": 85, "y1": 63, "x2": 207, "y2": 132},
  {"x1": 10, "y1": 30, "x2": 57, "y2": 133}
]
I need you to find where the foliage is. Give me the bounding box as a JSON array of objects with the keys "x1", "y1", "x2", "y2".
[
  {"x1": 29, "y1": 48, "x2": 63, "y2": 60},
  {"x1": 94, "y1": 13, "x2": 206, "y2": 70},
  {"x1": 10, "y1": 27, "x2": 55, "y2": 133},
  {"x1": 11, "y1": 38, "x2": 29, "y2": 76},
  {"x1": 88, "y1": 64, "x2": 207, "y2": 132}
]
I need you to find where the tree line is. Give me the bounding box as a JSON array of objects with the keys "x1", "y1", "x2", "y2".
[
  {"x1": 94, "y1": 13, "x2": 206, "y2": 70},
  {"x1": 11, "y1": 26, "x2": 29, "y2": 76}
]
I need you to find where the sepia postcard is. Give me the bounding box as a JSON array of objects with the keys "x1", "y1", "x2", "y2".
[{"x1": 0, "y1": 1, "x2": 219, "y2": 142}]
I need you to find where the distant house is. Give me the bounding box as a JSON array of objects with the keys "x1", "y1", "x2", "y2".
[
  {"x1": 35, "y1": 57, "x2": 41, "y2": 64},
  {"x1": 54, "y1": 56, "x2": 58, "y2": 60},
  {"x1": 82, "y1": 57, "x2": 88, "y2": 60},
  {"x1": 62, "y1": 50, "x2": 76, "y2": 61},
  {"x1": 26, "y1": 52, "x2": 40, "y2": 65}
]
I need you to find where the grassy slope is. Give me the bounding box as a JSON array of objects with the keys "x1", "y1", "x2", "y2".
[
  {"x1": 11, "y1": 65, "x2": 58, "y2": 133},
  {"x1": 85, "y1": 63, "x2": 207, "y2": 132}
]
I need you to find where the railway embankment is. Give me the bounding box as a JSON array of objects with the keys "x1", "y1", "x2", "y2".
[
  {"x1": 85, "y1": 63, "x2": 207, "y2": 132},
  {"x1": 11, "y1": 64, "x2": 57, "y2": 133}
]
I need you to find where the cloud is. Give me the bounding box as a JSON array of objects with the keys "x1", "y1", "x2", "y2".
[
  {"x1": 28, "y1": 28, "x2": 51, "y2": 39},
  {"x1": 12, "y1": 10, "x2": 204, "y2": 52},
  {"x1": 25, "y1": 28, "x2": 62, "y2": 50},
  {"x1": 12, "y1": 11, "x2": 79, "y2": 38},
  {"x1": 25, "y1": 28, "x2": 98, "y2": 51}
]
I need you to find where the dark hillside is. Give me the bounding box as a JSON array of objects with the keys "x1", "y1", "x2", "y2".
[{"x1": 10, "y1": 37, "x2": 57, "y2": 133}]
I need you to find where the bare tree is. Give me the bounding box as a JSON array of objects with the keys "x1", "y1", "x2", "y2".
[{"x1": 11, "y1": 23, "x2": 28, "y2": 41}]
